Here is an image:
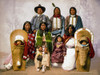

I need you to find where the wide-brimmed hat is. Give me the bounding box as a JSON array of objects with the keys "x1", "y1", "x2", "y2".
[{"x1": 34, "y1": 4, "x2": 46, "y2": 13}]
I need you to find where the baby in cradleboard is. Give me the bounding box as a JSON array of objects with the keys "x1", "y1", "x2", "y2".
[
  {"x1": 34, "y1": 42, "x2": 50, "y2": 73},
  {"x1": 75, "y1": 36, "x2": 95, "y2": 72},
  {"x1": 3, "y1": 40, "x2": 23, "y2": 70},
  {"x1": 12, "y1": 35, "x2": 27, "y2": 71},
  {"x1": 3, "y1": 35, "x2": 27, "y2": 71}
]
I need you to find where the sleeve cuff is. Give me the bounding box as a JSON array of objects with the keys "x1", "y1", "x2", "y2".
[{"x1": 23, "y1": 56, "x2": 27, "y2": 60}]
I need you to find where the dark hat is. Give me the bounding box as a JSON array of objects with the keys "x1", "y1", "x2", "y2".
[{"x1": 34, "y1": 4, "x2": 46, "y2": 13}]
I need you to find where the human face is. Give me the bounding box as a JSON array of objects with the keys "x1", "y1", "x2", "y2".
[
  {"x1": 57, "y1": 37, "x2": 62, "y2": 42},
  {"x1": 69, "y1": 27, "x2": 73, "y2": 34},
  {"x1": 37, "y1": 8, "x2": 43, "y2": 15},
  {"x1": 17, "y1": 40, "x2": 21, "y2": 45},
  {"x1": 54, "y1": 8, "x2": 60, "y2": 15},
  {"x1": 82, "y1": 41, "x2": 87, "y2": 45},
  {"x1": 70, "y1": 8, "x2": 75, "y2": 15},
  {"x1": 41, "y1": 23, "x2": 46, "y2": 31},
  {"x1": 25, "y1": 23, "x2": 30, "y2": 31}
]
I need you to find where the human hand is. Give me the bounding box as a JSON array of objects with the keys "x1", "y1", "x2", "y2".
[
  {"x1": 44, "y1": 48, "x2": 48, "y2": 54},
  {"x1": 43, "y1": 36, "x2": 46, "y2": 42},
  {"x1": 33, "y1": 29, "x2": 36, "y2": 33},
  {"x1": 63, "y1": 52, "x2": 66, "y2": 56},
  {"x1": 39, "y1": 47, "x2": 42, "y2": 52}
]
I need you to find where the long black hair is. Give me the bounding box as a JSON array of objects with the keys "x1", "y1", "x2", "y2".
[
  {"x1": 23, "y1": 21, "x2": 33, "y2": 33},
  {"x1": 54, "y1": 7, "x2": 61, "y2": 16},
  {"x1": 65, "y1": 25, "x2": 75, "y2": 36},
  {"x1": 39, "y1": 22, "x2": 48, "y2": 36},
  {"x1": 69, "y1": 7, "x2": 77, "y2": 15}
]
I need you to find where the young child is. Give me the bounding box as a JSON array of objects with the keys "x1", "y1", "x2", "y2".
[
  {"x1": 34, "y1": 42, "x2": 50, "y2": 73},
  {"x1": 75, "y1": 36, "x2": 95, "y2": 72},
  {"x1": 51, "y1": 35, "x2": 66, "y2": 67},
  {"x1": 12, "y1": 35, "x2": 27, "y2": 71},
  {"x1": 4, "y1": 35, "x2": 27, "y2": 70},
  {"x1": 3, "y1": 36, "x2": 24, "y2": 70},
  {"x1": 80, "y1": 39, "x2": 89, "y2": 47}
]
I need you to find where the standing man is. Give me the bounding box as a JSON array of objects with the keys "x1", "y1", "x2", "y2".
[
  {"x1": 31, "y1": 4, "x2": 51, "y2": 32},
  {"x1": 65, "y1": 7, "x2": 83, "y2": 31},
  {"x1": 50, "y1": 7, "x2": 65, "y2": 37}
]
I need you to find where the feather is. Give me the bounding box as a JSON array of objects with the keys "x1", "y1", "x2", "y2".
[{"x1": 52, "y1": 3, "x2": 56, "y2": 7}]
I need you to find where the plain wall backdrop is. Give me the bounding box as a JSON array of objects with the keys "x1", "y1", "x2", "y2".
[{"x1": 0, "y1": 0, "x2": 100, "y2": 56}]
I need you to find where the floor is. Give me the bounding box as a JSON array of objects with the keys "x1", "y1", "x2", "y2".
[{"x1": 0, "y1": 52, "x2": 100, "y2": 75}]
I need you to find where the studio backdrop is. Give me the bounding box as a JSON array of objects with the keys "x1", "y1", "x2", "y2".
[{"x1": 0, "y1": 0, "x2": 100, "y2": 56}]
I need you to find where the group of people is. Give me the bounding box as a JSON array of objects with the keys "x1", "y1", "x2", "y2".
[{"x1": 3, "y1": 4, "x2": 94, "y2": 73}]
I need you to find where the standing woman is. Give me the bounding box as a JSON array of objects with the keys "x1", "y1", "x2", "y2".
[
  {"x1": 50, "y1": 7, "x2": 65, "y2": 37},
  {"x1": 62, "y1": 25, "x2": 76, "y2": 71},
  {"x1": 23, "y1": 21, "x2": 36, "y2": 61},
  {"x1": 65, "y1": 7, "x2": 83, "y2": 31}
]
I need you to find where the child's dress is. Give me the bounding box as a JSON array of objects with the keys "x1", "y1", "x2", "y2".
[
  {"x1": 34, "y1": 49, "x2": 42, "y2": 69},
  {"x1": 34, "y1": 48, "x2": 50, "y2": 69},
  {"x1": 51, "y1": 42, "x2": 66, "y2": 63},
  {"x1": 42, "y1": 45, "x2": 50, "y2": 67},
  {"x1": 42, "y1": 52, "x2": 50, "y2": 67}
]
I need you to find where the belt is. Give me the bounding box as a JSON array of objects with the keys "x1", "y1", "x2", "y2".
[{"x1": 66, "y1": 46, "x2": 75, "y2": 48}]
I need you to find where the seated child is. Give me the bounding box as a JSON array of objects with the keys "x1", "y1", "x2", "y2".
[
  {"x1": 51, "y1": 35, "x2": 66, "y2": 67},
  {"x1": 34, "y1": 42, "x2": 50, "y2": 73}
]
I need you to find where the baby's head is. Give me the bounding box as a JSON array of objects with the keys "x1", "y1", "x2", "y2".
[
  {"x1": 16, "y1": 40, "x2": 22, "y2": 45},
  {"x1": 79, "y1": 36, "x2": 89, "y2": 46},
  {"x1": 14, "y1": 40, "x2": 23, "y2": 45},
  {"x1": 14, "y1": 35, "x2": 24, "y2": 45},
  {"x1": 80, "y1": 40, "x2": 88, "y2": 45}
]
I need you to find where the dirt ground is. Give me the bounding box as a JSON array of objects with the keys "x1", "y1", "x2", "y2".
[{"x1": 0, "y1": 52, "x2": 100, "y2": 75}]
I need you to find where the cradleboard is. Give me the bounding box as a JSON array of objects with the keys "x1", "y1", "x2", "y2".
[
  {"x1": 74, "y1": 28, "x2": 94, "y2": 72},
  {"x1": 10, "y1": 29, "x2": 28, "y2": 71}
]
